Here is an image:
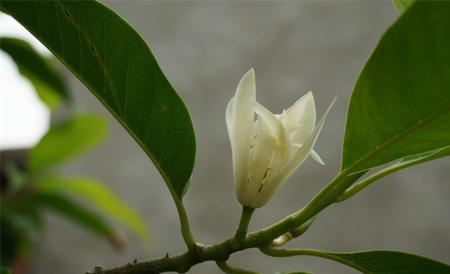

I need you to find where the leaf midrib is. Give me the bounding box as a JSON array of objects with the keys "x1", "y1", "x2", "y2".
[
  {"x1": 343, "y1": 100, "x2": 450, "y2": 173},
  {"x1": 55, "y1": 0, "x2": 123, "y2": 114}
]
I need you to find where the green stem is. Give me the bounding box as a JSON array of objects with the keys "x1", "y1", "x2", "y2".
[
  {"x1": 336, "y1": 172, "x2": 387, "y2": 202},
  {"x1": 337, "y1": 156, "x2": 429, "y2": 202},
  {"x1": 216, "y1": 261, "x2": 259, "y2": 274},
  {"x1": 260, "y1": 246, "x2": 335, "y2": 258},
  {"x1": 235, "y1": 206, "x2": 255, "y2": 241}
]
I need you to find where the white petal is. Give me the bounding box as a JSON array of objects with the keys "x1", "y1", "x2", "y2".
[
  {"x1": 238, "y1": 117, "x2": 277, "y2": 207},
  {"x1": 225, "y1": 99, "x2": 234, "y2": 139},
  {"x1": 254, "y1": 103, "x2": 287, "y2": 144},
  {"x1": 281, "y1": 92, "x2": 316, "y2": 143},
  {"x1": 226, "y1": 69, "x2": 256, "y2": 193},
  {"x1": 248, "y1": 118, "x2": 277, "y2": 183},
  {"x1": 310, "y1": 149, "x2": 325, "y2": 165},
  {"x1": 271, "y1": 97, "x2": 336, "y2": 191},
  {"x1": 254, "y1": 102, "x2": 290, "y2": 162}
]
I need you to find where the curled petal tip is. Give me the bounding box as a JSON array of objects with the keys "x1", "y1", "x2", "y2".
[
  {"x1": 242, "y1": 68, "x2": 255, "y2": 80},
  {"x1": 311, "y1": 150, "x2": 325, "y2": 165}
]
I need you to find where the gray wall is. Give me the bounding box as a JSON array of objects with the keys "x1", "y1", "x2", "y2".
[{"x1": 29, "y1": 1, "x2": 450, "y2": 274}]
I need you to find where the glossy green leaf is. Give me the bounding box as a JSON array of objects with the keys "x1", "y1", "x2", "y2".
[
  {"x1": 342, "y1": 1, "x2": 450, "y2": 174},
  {"x1": 36, "y1": 175, "x2": 148, "y2": 239},
  {"x1": 328, "y1": 250, "x2": 450, "y2": 274},
  {"x1": 0, "y1": 0, "x2": 196, "y2": 198},
  {"x1": 392, "y1": 0, "x2": 414, "y2": 14},
  {"x1": 29, "y1": 193, "x2": 122, "y2": 247},
  {"x1": 28, "y1": 113, "x2": 107, "y2": 172},
  {"x1": 0, "y1": 37, "x2": 68, "y2": 109}
]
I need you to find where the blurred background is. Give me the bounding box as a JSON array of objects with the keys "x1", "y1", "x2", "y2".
[{"x1": 1, "y1": 1, "x2": 449, "y2": 274}]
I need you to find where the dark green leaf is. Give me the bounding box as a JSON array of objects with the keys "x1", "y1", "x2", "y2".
[
  {"x1": 328, "y1": 250, "x2": 450, "y2": 274},
  {"x1": 0, "y1": 37, "x2": 69, "y2": 109},
  {"x1": 36, "y1": 175, "x2": 148, "y2": 239},
  {"x1": 0, "y1": 0, "x2": 196, "y2": 198},
  {"x1": 342, "y1": 1, "x2": 450, "y2": 174},
  {"x1": 392, "y1": 0, "x2": 414, "y2": 14},
  {"x1": 28, "y1": 113, "x2": 107, "y2": 172}
]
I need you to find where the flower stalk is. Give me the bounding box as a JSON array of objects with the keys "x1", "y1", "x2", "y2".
[{"x1": 234, "y1": 206, "x2": 255, "y2": 241}]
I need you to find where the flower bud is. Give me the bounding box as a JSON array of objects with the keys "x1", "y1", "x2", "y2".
[{"x1": 226, "y1": 69, "x2": 334, "y2": 208}]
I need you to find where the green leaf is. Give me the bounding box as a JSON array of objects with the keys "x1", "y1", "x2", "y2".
[
  {"x1": 0, "y1": 0, "x2": 196, "y2": 198},
  {"x1": 36, "y1": 175, "x2": 148, "y2": 239},
  {"x1": 392, "y1": 0, "x2": 414, "y2": 14},
  {"x1": 342, "y1": 1, "x2": 450, "y2": 174},
  {"x1": 328, "y1": 250, "x2": 450, "y2": 274},
  {"x1": 264, "y1": 248, "x2": 450, "y2": 274},
  {"x1": 29, "y1": 193, "x2": 122, "y2": 247},
  {"x1": 28, "y1": 113, "x2": 107, "y2": 172},
  {"x1": 0, "y1": 37, "x2": 69, "y2": 109}
]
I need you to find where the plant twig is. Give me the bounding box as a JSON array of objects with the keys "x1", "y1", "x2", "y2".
[{"x1": 88, "y1": 167, "x2": 368, "y2": 274}]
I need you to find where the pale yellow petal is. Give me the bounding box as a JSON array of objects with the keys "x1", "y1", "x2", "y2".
[
  {"x1": 226, "y1": 69, "x2": 256, "y2": 195},
  {"x1": 281, "y1": 92, "x2": 316, "y2": 143},
  {"x1": 268, "y1": 97, "x2": 336, "y2": 197}
]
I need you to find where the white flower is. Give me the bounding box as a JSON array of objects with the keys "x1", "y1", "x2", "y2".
[{"x1": 226, "y1": 69, "x2": 334, "y2": 208}]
